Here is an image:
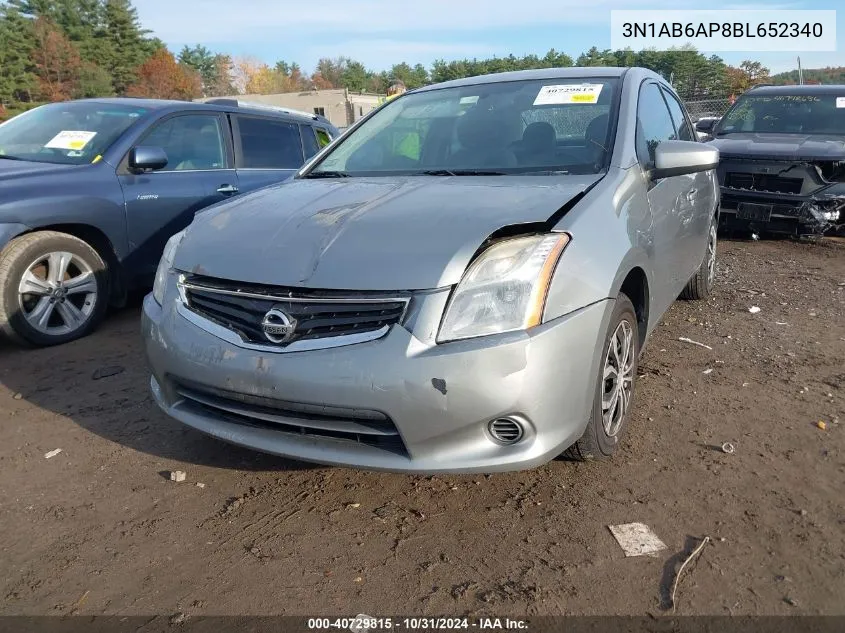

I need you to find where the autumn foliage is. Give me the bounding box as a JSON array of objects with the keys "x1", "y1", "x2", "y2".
[
  {"x1": 32, "y1": 17, "x2": 81, "y2": 102},
  {"x1": 125, "y1": 49, "x2": 201, "y2": 100}
]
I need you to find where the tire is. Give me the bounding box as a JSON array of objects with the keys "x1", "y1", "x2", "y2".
[
  {"x1": 680, "y1": 217, "x2": 717, "y2": 301},
  {"x1": 0, "y1": 231, "x2": 109, "y2": 347},
  {"x1": 564, "y1": 293, "x2": 639, "y2": 461}
]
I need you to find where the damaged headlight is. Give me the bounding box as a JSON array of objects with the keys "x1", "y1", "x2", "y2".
[
  {"x1": 438, "y1": 234, "x2": 570, "y2": 343},
  {"x1": 152, "y1": 230, "x2": 186, "y2": 305}
]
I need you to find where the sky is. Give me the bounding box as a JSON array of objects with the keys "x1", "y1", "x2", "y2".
[{"x1": 134, "y1": 0, "x2": 843, "y2": 75}]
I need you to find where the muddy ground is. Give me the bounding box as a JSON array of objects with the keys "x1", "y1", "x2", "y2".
[{"x1": 1, "y1": 238, "x2": 843, "y2": 618}]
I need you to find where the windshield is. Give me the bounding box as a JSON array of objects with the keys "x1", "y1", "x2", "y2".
[
  {"x1": 0, "y1": 102, "x2": 148, "y2": 165},
  {"x1": 717, "y1": 93, "x2": 845, "y2": 136},
  {"x1": 307, "y1": 78, "x2": 619, "y2": 177}
]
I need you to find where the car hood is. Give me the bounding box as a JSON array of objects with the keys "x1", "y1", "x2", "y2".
[
  {"x1": 0, "y1": 157, "x2": 78, "y2": 180},
  {"x1": 710, "y1": 133, "x2": 845, "y2": 161},
  {"x1": 174, "y1": 175, "x2": 601, "y2": 291}
]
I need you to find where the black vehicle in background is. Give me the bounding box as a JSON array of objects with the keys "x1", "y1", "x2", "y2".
[{"x1": 701, "y1": 84, "x2": 845, "y2": 237}]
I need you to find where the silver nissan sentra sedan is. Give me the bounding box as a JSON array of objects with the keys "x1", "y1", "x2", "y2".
[{"x1": 142, "y1": 67, "x2": 719, "y2": 473}]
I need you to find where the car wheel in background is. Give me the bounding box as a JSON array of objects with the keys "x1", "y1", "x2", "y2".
[
  {"x1": 0, "y1": 231, "x2": 109, "y2": 347},
  {"x1": 680, "y1": 218, "x2": 717, "y2": 301},
  {"x1": 564, "y1": 292, "x2": 639, "y2": 461}
]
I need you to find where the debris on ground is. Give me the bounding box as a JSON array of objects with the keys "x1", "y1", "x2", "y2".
[
  {"x1": 13, "y1": 393, "x2": 22, "y2": 400},
  {"x1": 748, "y1": 306, "x2": 761, "y2": 314},
  {"x1": 679, "y1": 337, "x2": 713, "y2": 350},
  {"x1": 195, "y1": 482, "x2": 205, "y2": 489},
  {"x1": 92, "y1": 365, "x2": 125, "y2": 380},
  {"x1": 703, "y1": 369, "x2": 713, "y2": 375},
  {"x1": 670, "y1": 536, "x2": 711, "y2": 613},
  {"x1": 346, "y1": 502, "x2": 361, "y2": 509},
  {"x1": 608, "y1": 523, "x2": 667, "y2": 557},
  {"x1": 816, "y1": 421, "x2": 827, "y2": 431},
  {"x1": 169, "y1": 471, "x2": 186, "y2": 482},
  {"x1": 721, "y1": 442, "x2": 735, "y2": 454},
  {"x1": 44, "y1": 448, "x2": 63, "y2": 459},
  {"x1": 169, "y1": 612, "x2": 188, "y2": 625}
]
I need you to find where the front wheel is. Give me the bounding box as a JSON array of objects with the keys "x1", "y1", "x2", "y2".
[
  {"x1": 564, "y1": 292, "x2": 639, "y2": 461},
  {"x1": 0, "y1": 231, "x2": 109, "y2": 346}
]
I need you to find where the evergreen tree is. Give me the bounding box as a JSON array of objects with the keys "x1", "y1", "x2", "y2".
[
  {"x1": 0, "y1": 3, "x2": 37, "y2": 105},
  {"x1": 102, "y1": 0, "x2": 149, "y2": 94}
]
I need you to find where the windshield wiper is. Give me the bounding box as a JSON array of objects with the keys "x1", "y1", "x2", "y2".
[
  {"x1": 420, "y1": 169, "x2": 507, "y2": 176},
  {"x1": 302, "y1": 170, "x2": 350, "y2": 178},
  {"x1": 0, "y1": 154, "x2": 26, "y2": 161}
]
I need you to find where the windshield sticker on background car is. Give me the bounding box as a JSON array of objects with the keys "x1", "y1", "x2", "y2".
[
  {"x1": 459, "y1": 96, "x2": 479, "y2": 104},
  {"x1": 45, "y1": 130, "x2": 97, "y2": 151},
  {"x1": 533, "y1": 84, "x2": 604, "y2": 106},
  {"x1": 837, "y1": 97, "x2": 845, "y2": 108}
]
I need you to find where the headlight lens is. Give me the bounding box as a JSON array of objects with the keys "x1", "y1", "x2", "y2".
[
  {"x1": 152, "y1": 230, "x2": 186, "y2": 305},
  {"x1": 438, "y1": 233, "x2": 570, "y2": 343}
]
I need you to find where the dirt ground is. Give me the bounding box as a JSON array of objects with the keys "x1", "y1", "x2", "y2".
[{"x1": 1, "y1": 238, "x2": 843, "y2": 618}]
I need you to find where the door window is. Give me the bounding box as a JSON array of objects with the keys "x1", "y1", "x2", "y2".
[
  {"x1": 236, "y1": 116, "x2": 304, "y2": 169},
  {"x1": 141, "y1": 115, "x2": 225, "y2": 171},
  {"x1": 301, "y1": 125, "x2": 319, "y2": 159},
  {"x1": 636, "y1": 82, "x2": 677, "y2": 166},
  {"x1": 661, "y1": 88, "x2": 695, "y2": 142},
  {"x1": 314, "y1": 128, "x2": 332, "y2": 148}
]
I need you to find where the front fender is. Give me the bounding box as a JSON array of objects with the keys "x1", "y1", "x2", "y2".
[
  {"x1": 544, "y1": 166, "x2": 656, "y2": 324},
  {"x1": 0, "y1": 223, "x2": 31, "y2": 252}
]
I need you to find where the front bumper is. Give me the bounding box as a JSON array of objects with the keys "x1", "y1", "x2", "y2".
[
  {"x1": 718, "y1": 187, "x2": 844, "y2": 236},
  {"x1": 142, "y1": 291, "x2": 613, "y2": 474}
]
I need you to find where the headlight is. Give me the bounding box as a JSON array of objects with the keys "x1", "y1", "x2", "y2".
[
  {"x1": 438, "y1": 233, "x2": 570, "y2": 343},
  {"x1": 152, "y1": 230, "x2": 186, "y2": 305}
]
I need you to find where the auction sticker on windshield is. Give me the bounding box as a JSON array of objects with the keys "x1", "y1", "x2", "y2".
[
  {"x1": 837, "y1": 97, "x2": 845, "y2": 108},
  {"x1": 45, "y1": 130, "x2": 97, "y2": 151},
  {"x1": 534, "y1": 84, "x2": 604, "y2": 105}
]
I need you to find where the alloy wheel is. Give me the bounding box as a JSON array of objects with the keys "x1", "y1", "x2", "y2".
[
  {"x1": 601, "y1": 319, "x2": 635, "y2": 437},
  {"x1": 17, "y1": 251, "x2": 98, "y2": 337}
]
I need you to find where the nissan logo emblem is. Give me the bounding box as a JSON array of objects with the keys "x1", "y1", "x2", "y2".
[{"x1": 261, "y1": 308, "x2": 297, "y2": 344}]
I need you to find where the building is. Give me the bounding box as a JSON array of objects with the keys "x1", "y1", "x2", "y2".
[{"x1": 202, "y1": 88, "x2": 384, "y2": 128}]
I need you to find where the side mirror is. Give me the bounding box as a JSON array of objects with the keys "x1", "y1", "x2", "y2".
[
  {"x1": 129, "y1": 146, "x2": 168, "y2": 172},
  {"x1": 694, "y1": 118, "x2": 717, "y2": 133},
  {"x1": 651, "y1": 140, "x2": 719, "y2": 179}
]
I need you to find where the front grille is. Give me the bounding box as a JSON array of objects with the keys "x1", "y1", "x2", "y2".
[
  {"x1": 174, "y1": 380, "x2": 408, "y2": 456},
  {"x1": 725, "y1": 172, "x2": 803, "y2": 194},
  {"x1": 180, "y1": 275, "x2": 408, "y2": 347}
]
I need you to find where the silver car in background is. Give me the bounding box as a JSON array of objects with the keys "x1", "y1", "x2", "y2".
[{"x1": 142, "y1": 67, "x2": 719, "y2": 473}]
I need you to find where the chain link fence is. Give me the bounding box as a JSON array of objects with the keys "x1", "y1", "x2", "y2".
[{"x1": 682, "y1": 98, "x2": 733, "y2": 121}]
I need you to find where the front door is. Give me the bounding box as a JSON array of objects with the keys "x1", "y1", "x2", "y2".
[
  {"x1": 118, "y1": 112, "x2": 237, "y2": 283},
  {"x1": 635, "y1": 81, "x2": 690, "y2": 315},
  {"x1": 662, "y1": 87, "x2": 714, "y2": 278}
]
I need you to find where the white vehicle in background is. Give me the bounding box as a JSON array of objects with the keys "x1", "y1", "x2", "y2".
[{"x1": 694, "y1": 116, "x2": 721, "y2": 141}]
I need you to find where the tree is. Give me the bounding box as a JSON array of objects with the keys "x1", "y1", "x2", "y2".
[
  {"x1": 739, "y1": 60, "x2": 770, "y2": 85},
  {"x1": 31, "y1": 16, "x2": 81, "y2": 101},
  {"x1": 125, "y1": 48, "x2": 200, "y2": 100},
  {"x1": 388, "y1": 62, "x2": 428, "y2": 89},
  {"x1": 103, "y1": 0, "x2": 151, "y2": 94},
  {"x1": 206, "y1": 54, "x2": 237, "y2": 96},
  {"x1": 178, "y1": 44, "x2": 218, "y2": 95},
  {"x1": 75, "y1": 60, "x2": 113, "y2": 97},
  {"x1": 0, "y1": 3, "x2": 37, "y2": 105},
  {"x1": 724, "y1": 60, "x2": 771, "y2": 96}
]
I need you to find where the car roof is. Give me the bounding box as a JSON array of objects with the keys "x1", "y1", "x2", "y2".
[
  {"x1": 414, "y1": 66, "x2": 660, "y2": 92},
  {"x1": 76, "y1": 97, "x2": 336, "y2": 128},
  {"x1": 746, "y1": 84, "x2": 845, "y2": 94}
]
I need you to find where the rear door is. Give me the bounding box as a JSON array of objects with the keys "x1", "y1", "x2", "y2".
[
  {"x1": 118, "y1": 112, "x2": 237, "y2": 283},
  {"x1": 232, "y1": 115, "x2": 305, "y2": 193},
  {"x1": 661, "y1": 87, "x2": 714, "y2": 277},
  {"x1": 636, "y1": 81, "x2": 689, "y2": 315}
]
